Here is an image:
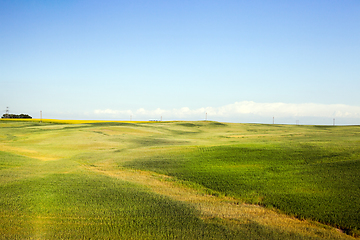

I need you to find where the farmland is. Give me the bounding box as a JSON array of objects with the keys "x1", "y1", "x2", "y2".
[{"x1": 0, "y1": 119, "x2": 359, "y2": 239}]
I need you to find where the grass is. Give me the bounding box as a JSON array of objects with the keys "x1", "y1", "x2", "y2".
[
  {"x1": 126, "y1": 144, "x2": 360, "y2": 232},
  {"x1": 1, "y1": 171, "x2": 227, "y2": 239},
  {"x1": 0, "y1": 119, "x2": 359, "y2": 239}
]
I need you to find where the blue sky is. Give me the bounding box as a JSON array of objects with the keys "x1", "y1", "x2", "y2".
[{"x1": 1, "y1": 0, "x2": 359, "y2": 124}]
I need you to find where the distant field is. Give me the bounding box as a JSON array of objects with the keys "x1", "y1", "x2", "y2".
[{"x1": 0, "y1": 119, "x2": 359, "y2": 239}]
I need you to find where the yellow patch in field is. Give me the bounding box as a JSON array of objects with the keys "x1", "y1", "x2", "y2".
[
  {"x1": 0, "y1": 119, "x2": 35, "y2": 123},
  {"x1": 229, "y1": 133, "x2": 304, "y2": 138},
  {"x1": 1, "y1": 118, "x2": 169, "y2": 124},
  {"x1": 0, "y1": 144, "x2": 58, "y2": 161},
  {"x1": 98, "y1": 127, "x2": 157, "y2": 136},
  {"x1": 36, "y1": 119, "x2": 154, "y2": 124},
  {"x1": 229, "y1": 134, "x2": 268, "y2": 138},
  {"x1": 0, "y1": 123, "x2": 18, "y2": 128}
]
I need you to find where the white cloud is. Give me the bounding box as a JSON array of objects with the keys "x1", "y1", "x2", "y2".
[
  {"x1": 94, "y1": 109, "x2": 133, "y2": 116},
  {"x1": 217, "y1": 101, "x2": 360, "y2": 118},
  {"x1": 93, "y1": 101, "x2": 360, "y2": 123}
]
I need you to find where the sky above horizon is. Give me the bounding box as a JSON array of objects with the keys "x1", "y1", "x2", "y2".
[{"x1": 1, "y1": 0, "x2": 359, "y2": 124}]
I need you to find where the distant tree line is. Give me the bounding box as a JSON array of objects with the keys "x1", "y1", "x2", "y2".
[{"x1": 1, "y1": 113, "x2": 32, "y2": 119}]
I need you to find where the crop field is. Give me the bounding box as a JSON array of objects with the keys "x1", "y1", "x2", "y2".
[{"x1": 0, "y1": 119, "x2": 359, "y2": 239}]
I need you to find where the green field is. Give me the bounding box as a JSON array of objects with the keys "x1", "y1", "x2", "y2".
[{"x1": 0, "y1": 119, "x2": 359, "y2": 239}]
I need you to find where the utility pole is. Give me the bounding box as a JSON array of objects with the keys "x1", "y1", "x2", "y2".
[
  {"x1": 40, "y1": 111, "x2": 42, "y2": 123},
  {"x1": 5, "y1": 107, "x2": 9, "y2": 118},
  {"x1": 333, "y1": 118, "x2": 335, "y2": 126},
  {"x1": 205, "y1": 112, "x2": 207, "y2": 121}
]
